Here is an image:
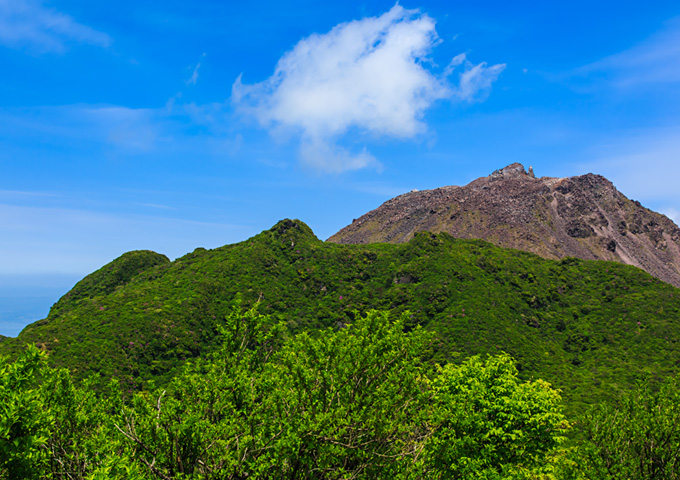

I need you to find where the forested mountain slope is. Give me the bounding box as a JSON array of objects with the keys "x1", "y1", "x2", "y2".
[{"x1": 2, "y1": 219, "x2": 679, "y2": 412}]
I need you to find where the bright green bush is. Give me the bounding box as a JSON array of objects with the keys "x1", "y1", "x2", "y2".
[
  {"x1": 2, "y1": 304, "x2": 677, "y2": 479},
  {"x1": 109, "y1": 306, "x2": 568, "y2": 479},
  {"x1": 426, "y1": 355, "x2": 569, "y2": 479},
  {"x1": 0, "y1": 346, "x2": 50, "y2": 479}
]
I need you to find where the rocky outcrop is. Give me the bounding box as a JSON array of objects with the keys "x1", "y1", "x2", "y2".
[{"x1": 328, "y1": 163, "x2": 680, "y2": 287}]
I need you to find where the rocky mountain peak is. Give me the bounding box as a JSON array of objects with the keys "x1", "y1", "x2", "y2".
[
  {"x1": 489, "y1": 162, "x2": 536, "y2": 180},
  {"x1": 328, "y1": 167, "x2": 680, "y2": 288}
]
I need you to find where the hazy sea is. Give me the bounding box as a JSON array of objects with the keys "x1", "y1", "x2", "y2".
[{"x1": 0, "y1": 279, "x2": 78, "y2": 338}]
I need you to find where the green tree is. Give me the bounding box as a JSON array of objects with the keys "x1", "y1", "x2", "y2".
[
  {"x1": 41, "y1": 370, "x2": 130, "y2": 479},
  {"x1": 576, "y1": 375, "x2": 680, "y2": 479},
  {"x1": 0, "y1": 345, "x2": 50, "y2": 479},
  {"x1": 0, "y1": 346, "x2": 140, "y2": 480},
  {"x1": 111, "y1": 303, "x2": 286, "y2": 479},
  {"x1": 258, "y1": 309, "x2": 433, "y2": 478},
  {"x1": 0, "y1": 305, "x2": 572, "y2": 479},
  {"x1": 425, "y1": 355, "x2": 570, "y2": 479},
  {"x1": 113, "y1": 307, "x2": 570, "y2": 479},
  {"x1": 112, "y1": 307, "x2": 432, "y2": 479}
]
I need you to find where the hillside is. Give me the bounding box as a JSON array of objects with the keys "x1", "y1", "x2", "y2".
[
  {"x1": 328, "y1": 163, "x2": 680, "y2": 288},
  {"x1": 2, "y1": 219, "x2": 680, "y2": 413}
]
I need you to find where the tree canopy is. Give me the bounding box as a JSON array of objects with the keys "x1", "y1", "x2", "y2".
[{"x1": 1, "y1": 307, "x2": 573, "y2": 479}]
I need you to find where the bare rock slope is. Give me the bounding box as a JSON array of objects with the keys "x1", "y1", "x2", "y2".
[{"x1": 328, "y1": 163, "x2": 680, "y2": 287}]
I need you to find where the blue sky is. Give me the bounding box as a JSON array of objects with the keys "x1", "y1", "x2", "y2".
[{"x1": 2, "y1": 0, "x2": 680, "y2": 335}]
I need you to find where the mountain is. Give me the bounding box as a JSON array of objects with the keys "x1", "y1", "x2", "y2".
[
  {"x1": 328, "y1": 163, "x2": 680, "y2": 288},
  {"x1": 48, "y1": 249, "x2": 170, "y2": 318},
  {"x1": 2, "y1": 219, "x2": 679, "y2": 413}
]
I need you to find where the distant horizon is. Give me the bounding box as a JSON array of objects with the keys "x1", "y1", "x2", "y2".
[
  {"x1": 3, "y1": 1, "x2": 680, "y2": 335},
  {"x1": 0, "y1": 284, "x2": 77, "y2": 338},
  {"x1": 1, "y1": 158, "x2": 679, "y2": 338}
]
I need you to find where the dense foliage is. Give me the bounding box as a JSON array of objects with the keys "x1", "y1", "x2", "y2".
[
  {"x1": 1, "y1": 307, "x2": 572, "y2": 479},
  {"x1": 3, "y1": 306, "x2": 679, "y2": 479},
  {"x1": 573, "y1": 376, "x2": 680, "y2": 479},
  {"x1": 2, "y1": 219, "x2": 680, "y2": 415},
  {"x1": 49, "y1": 250, "x2": 170, "y2": 318}
]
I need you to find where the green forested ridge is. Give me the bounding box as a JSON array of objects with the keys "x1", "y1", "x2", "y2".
[
  {"x1": 2, "y1": 218, "x2": 679, "y2": 413},
  {"x1": 48, "y1": 250, "x2": 170, "y2": 318}
]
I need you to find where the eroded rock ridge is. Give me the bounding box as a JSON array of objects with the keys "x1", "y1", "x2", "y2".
[{"x1": 328, "y1": 163, "x2": 680, "y2": 287}]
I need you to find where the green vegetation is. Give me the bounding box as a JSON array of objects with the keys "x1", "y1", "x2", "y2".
[
  {"x1": 3, "y1": 306, "x2": 679, "y2": 479},
  {"x1": 573, "y1": 376, "x2": 680, "y2": 479},
  {"x1": 2, "y1": 219, "x2": 679, "y2": 415},
  {"x1": 49, "y1": 250, "x2": 170, "y2": 318},
  {"x1": 2, "y1": 216, "x2": 679, "y2": 476},
  {"x1": 1, "y1": 307, "x2": 571, "y2": 479}
]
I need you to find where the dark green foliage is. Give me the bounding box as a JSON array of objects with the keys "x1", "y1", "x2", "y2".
[
  {"x1": 259, "y1": 310, "x2": 432, "y2": 478},
  {"x1": 2, "y1": 219, "x2": 680, "y2": 415},
  {"x1": 111, "y1": 308, "x2": 437, "y2": 478},
  {"x1": 48, "y1": 249, "x2": 170, "y2": 318},
  {"x1": 3, "y1": 305, "x2": 679, "y2": 480},
  {"x1": 572, "y1": 375, "x2": 680, "y2": 479}
]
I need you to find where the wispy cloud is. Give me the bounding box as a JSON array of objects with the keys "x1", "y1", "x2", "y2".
[
  {"x1": 232, "y1": 5, "x2": 505, "y2": 173},
  {"x1": 0, "y1": 105, "x2": 160, "y2": 153},
  {"x1": 82, "y1": 106, "x2": 160, "y2": 153},
  {"x1": 574, "y1": 17, "x2": 680, "y2": 89},
  {"x1": 0, "y1": 0, "x2": 111, "y2": 53},
  {"x1": 455, "y1": 55, "x2": 506, "y2": 101},
  {"x1": 0, "y1": 102, "x2": 246, "y2": 163},
  {"x1": 186, "y1": 53, "x2": 206, "y2": 86},
  {"x1": 135, "y1": 203, "x2": 176, "y2": 210},
  {"x1": 0, "y1": 190, "x2": 58, "y2": 198},
  {"x1": 346, "y1": 181, "x2": 411, "y2": 198}
]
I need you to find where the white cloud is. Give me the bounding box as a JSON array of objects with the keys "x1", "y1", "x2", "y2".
[
  {"x1": 346, "y1": 181, "x2": 410, "y2": 198},
  {"x1": 300, "y1": 136, "x2": 380, "y2": 172},
  {"x1": 456, "y1": 55, "x2": 507, "y2": 101},
  {"x1": 0, "y1": 189, "x2": 57, "y2": 198},
  {"x1": 0, "y1": 0, "x2": 110, "y2": 53},
  {"x1": 0, "y1": 103, "x2": 246, "y2": 161},
  {"x1": 187, "y1": 64, "x2": 201, "y2": 86},
  {"x1": 0, "y1": 105, "x2": 167, "y2": 154},
  {"x1": 84, "y1": 106, "x2": 159, "y2": 152},
  {"x1": 576, "y1": 17, "x2": 680, "y2": 88},
  {"x1": 232, "y1": 5, "x2": 505, "y2": 173}
]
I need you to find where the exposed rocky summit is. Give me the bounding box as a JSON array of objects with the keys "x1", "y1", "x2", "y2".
[{"x1": 328, "y1": 163, "x2": 680, "y2": 287}]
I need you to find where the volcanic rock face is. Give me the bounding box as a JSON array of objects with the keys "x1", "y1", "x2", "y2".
[{"x1": 328, "y1": 163, "x2": 680, "y2": 287}]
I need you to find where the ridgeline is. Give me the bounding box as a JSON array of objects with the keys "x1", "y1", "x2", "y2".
[
  {"x1": 329, "y1": 163, "x2": 680, "y2": 288},
  {"x1": 2, "y1": 219, "x2": 679, "y2": 413}
]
